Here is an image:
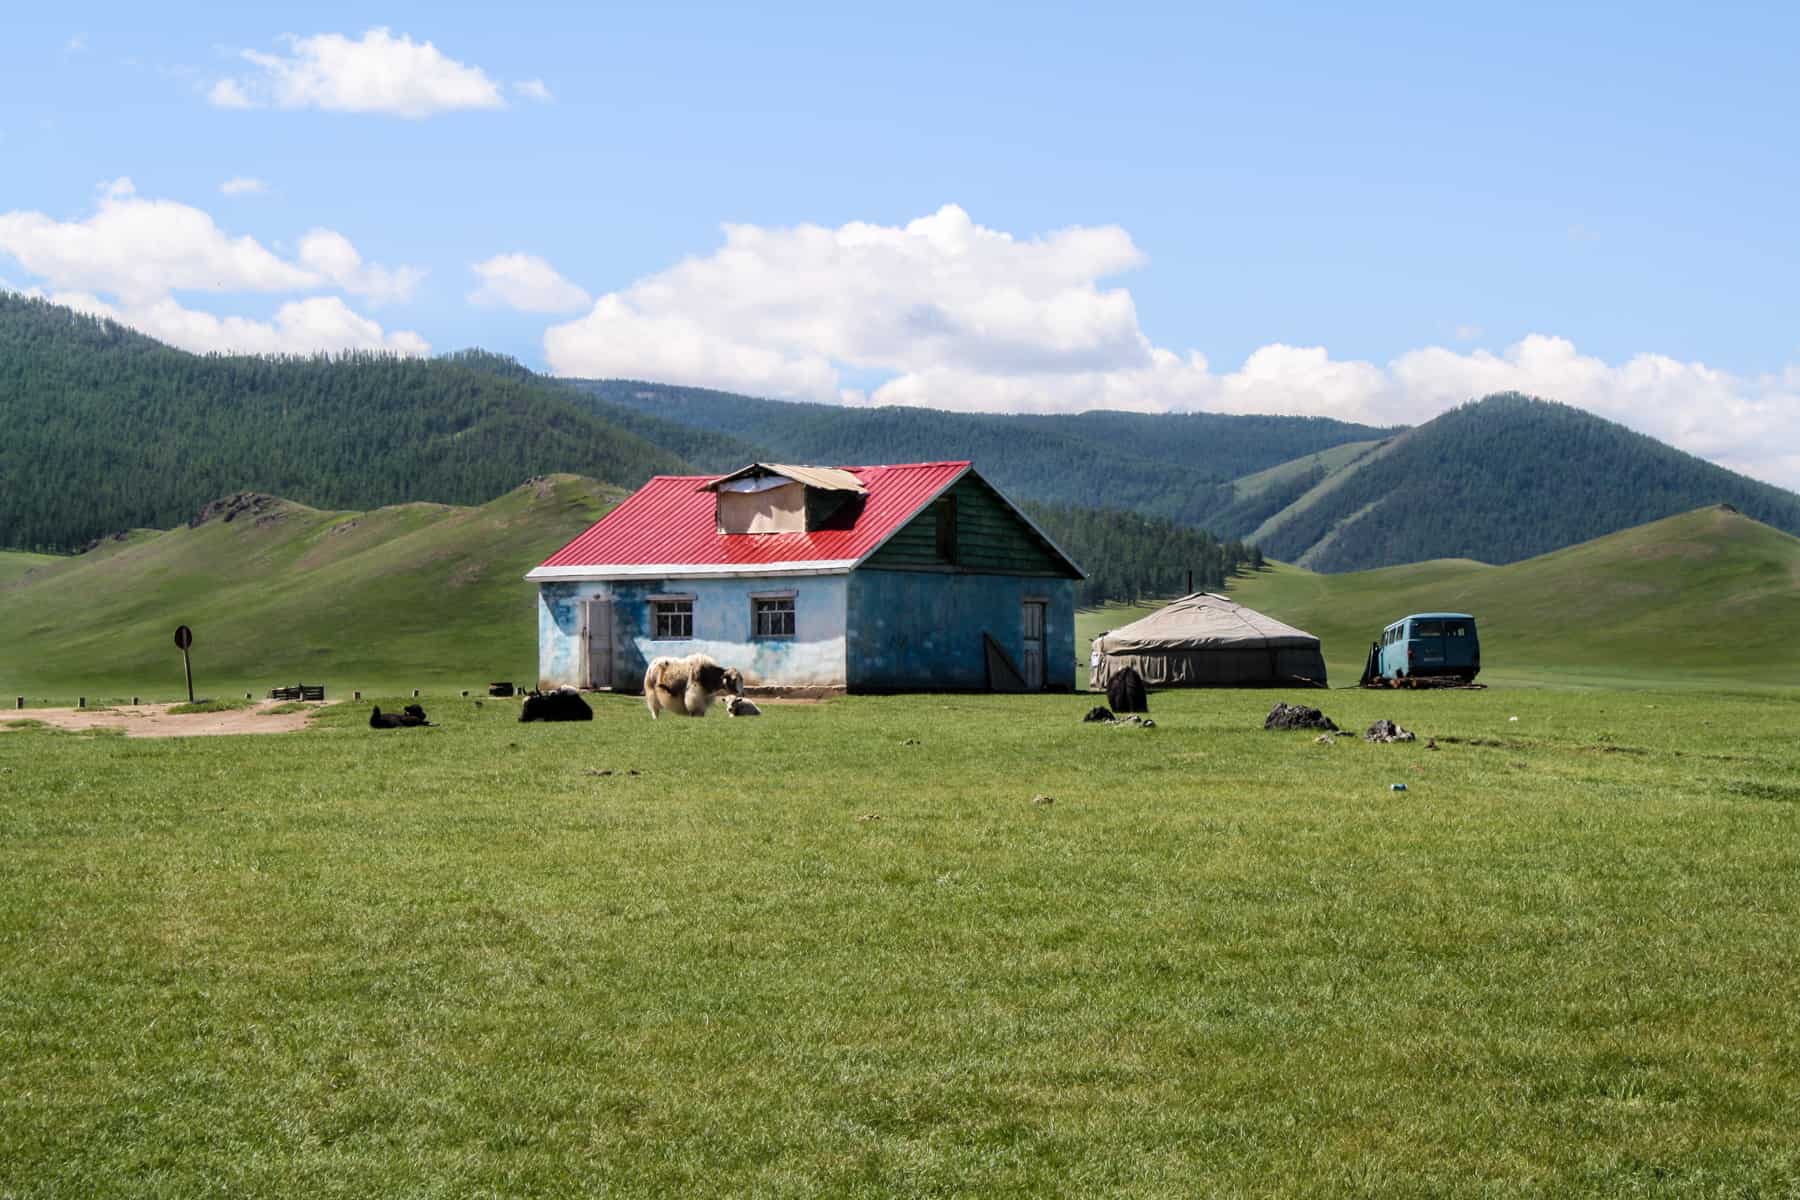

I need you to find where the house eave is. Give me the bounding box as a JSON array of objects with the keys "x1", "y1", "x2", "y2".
[{"x1": 526, "y1": 559, "x2": 860, "y2": 582}]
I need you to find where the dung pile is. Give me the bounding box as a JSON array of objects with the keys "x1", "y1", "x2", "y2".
[{"x1": 1265, "y1": 702, "x2": 1338, "y2": 732}]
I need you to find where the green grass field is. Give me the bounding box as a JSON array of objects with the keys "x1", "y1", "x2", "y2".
[
  {"x1": 4, "y1": 684, "x2": 1799, "y2": 1196},
  {"x1": 5, "y1": 496, "x2": 1800, "y2": 1193}
]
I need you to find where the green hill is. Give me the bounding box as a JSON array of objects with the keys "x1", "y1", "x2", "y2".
[
  {"x1": 0, "y1": 295, "x2": 686, "y2": 552},
  {"x1": 0, "y1": 475, "x2": 622, "y2": 702},
  {"x1": 1253, "y1": 394, "x2": 1800, "y2": 571},
  {"x1": 0, "y1": 550, "x2": 62, "y2": 587},
  {"x1": 1227, "y1": 504, "x2": 1800, "y2": 687}
]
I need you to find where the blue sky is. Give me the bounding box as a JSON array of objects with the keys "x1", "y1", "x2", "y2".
[{"x1": 4, "y1": 2, "x2": 1799, "y2": 484}]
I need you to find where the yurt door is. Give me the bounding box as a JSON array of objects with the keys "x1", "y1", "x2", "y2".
[
  {"x1": 583, "y1": 599, "x2": 613, "y2": 689},
  {"x1": 1021, "y1": 601, "x2": 1046, "y2": 690}
]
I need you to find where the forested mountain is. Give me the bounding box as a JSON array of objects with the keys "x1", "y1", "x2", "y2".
[
  {"x1": 1255, "y1": 394, "x2": 1800, "y2": 571},
  {"x1": 571, "y1": 379, "x2": 1394, "y2": 526},
  {"x1": 1021, "y1": 502, "x2": 1262, "y2": 607},
  {"x1": 0, "y1": 295, "x2": 688, "y2": 551}
]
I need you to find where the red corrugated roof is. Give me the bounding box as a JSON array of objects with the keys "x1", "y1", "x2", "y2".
[{"x1": 537, "y1": 462, "x2": 971, "y2": 571}]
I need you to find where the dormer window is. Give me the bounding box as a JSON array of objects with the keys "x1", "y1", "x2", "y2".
[{"x1": 702, "y1": 464, "x2": 868, "y2": 535}]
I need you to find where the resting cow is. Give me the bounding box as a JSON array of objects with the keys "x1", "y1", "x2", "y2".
[
  {"x1": 724, "y1": 695, "x2": 762, "y2": 717},
  {"x1": 643, "y1": 653, "x2": 743, "y2": 719}
]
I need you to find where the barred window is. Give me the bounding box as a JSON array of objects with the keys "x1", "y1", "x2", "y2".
[
  {"x1": 752, "y1": 595, "x2": 796, "y2": 639},
  {"x1": 653, "y1": 598, "x2": 693, "y2": 639}
]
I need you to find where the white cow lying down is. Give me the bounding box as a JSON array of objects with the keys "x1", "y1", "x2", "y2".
[{"x1": 643, "y1": 653, "x2": 744, "y2": 719}]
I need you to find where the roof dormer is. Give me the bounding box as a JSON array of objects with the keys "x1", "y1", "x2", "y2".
[{"x1": 701, "y1": 463, "x2": 867, "y2": 535}]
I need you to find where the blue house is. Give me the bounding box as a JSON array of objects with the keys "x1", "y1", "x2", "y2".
[{"x1": 527, "y1": 461, "x2": 1084, "y2": 693}]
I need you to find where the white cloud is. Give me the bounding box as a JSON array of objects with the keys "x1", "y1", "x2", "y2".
[
  {"x1": 468, "y1": 253, "x2": 590, "y2": 314},
  {"x1": 0, "y1": 181, "x2": 427, "y2": 356},
  {"x1": 547, "y1": 205, "x2": 1149, "y2": 394},
  {"x1": 0, "y1": 178, "x2": 313, "y2": 305},
  {"x1": 220, "y1": 176, "x2": 268, "y2": 196},
  {"x1": 514, "y1": 78, "x2": 553, "y2": 102},
  {"x1": 208, "y1": 28, "x2": 506, "y2": 118},
  {"x1": 208, "y1": 78, "x2": 255, "y2": 109},
  {"x1": 298, "y1": 229, "x2": 425, "y2": 304},
  {"x1": 0, "y1": 179, "x2": 422, "y2": 306},
  {"x1": 543, "y1": 205, "x2": 1800, "y2": 490},
  {"x1": 66, "y1": 32, "x2": 88, "y2": 53}
]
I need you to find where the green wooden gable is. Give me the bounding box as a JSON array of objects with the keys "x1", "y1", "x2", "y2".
[{"x1": 863, "y1": 471, "x2": 1081, "y2": 577}]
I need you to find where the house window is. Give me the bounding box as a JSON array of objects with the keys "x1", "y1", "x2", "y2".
[
  {"x1": 652, "y1": 597, "x2": 694, "y2": 639},
  {"x1": 752, "y1": 594, "x2": 796, "y2": 639}
]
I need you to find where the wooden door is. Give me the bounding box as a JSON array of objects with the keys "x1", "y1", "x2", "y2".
[
  {"x1": 584, "y1": 599, "x2": 613, "y2": 689},
  {"x1": 1021, "y1": 601, "x2": 1046, "y2": 690}
]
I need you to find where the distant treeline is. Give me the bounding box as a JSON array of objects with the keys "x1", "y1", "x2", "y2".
[
  {"x1": 1022, "y1": 502, "x2": 1263, "y2": 607},
  {"x1": 572, "y1": 379, "x2": 1393, "y2": 530}
]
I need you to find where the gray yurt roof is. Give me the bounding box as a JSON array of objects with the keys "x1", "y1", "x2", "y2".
[{"x1": 1097, "y1": 593, "x2": 1319, "y2": 654}]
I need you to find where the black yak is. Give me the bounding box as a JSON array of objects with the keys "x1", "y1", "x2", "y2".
[
  {"x1": 519, "y1": 687, "x2": 594, "y2": 722},
  {"x1": 1106, "y1": 666, "x2": 1149, "y2": 714},
  {"x1": 370, "y1": 704, "x2": 430, "y2": 729}
]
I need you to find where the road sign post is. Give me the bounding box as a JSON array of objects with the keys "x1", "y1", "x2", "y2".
[{"x1": 174, "y1": 625, "x2": 194, "y2": 704}]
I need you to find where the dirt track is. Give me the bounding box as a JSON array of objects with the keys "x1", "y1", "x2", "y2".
[{"x1": 3, "y1": 700, "x2": 322, "y2": 738}]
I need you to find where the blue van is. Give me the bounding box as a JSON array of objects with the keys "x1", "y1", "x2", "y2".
[{"x1": 1363, "y1": 613, "x2": 1481, "y2": 685}]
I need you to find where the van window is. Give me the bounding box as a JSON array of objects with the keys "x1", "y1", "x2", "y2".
[
  {"x1": 1413, "y1": 620, "x2": 1444, "y2": 638},
  {"x1": 1444, "y1": 622, "x2": 1470, "y2": 638}
]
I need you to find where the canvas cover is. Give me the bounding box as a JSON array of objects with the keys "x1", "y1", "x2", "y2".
[
  {"x1": 1092, "y1": 593, "x2": 1327, "y2": 688},
  {"x1": 717, "y1": 481, "x2": 808, "y2": 533}
]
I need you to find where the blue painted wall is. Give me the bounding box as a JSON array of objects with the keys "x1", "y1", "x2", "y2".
[
  {"x1": 845, "y1": 570, "x2": 1076, "y2": 691},
  {"x1": 538, "y1": 576, "x2": 848, "y2": 691}
]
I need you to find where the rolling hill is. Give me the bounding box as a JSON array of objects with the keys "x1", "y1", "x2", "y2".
[
  {"x1": 0, "y1": 475, "x2": 623, "y2": 701},
  {"x1": 6, "y1": 483, "x2": 1794, "y2": 701},
  {"x1": 1228, "y1": 504, "x2": 1800, "y2": 687}
]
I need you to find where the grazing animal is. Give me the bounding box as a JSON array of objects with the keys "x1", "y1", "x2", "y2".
[
  {"x1": 370, "y1": 704, "x2": 430, "y2": 729},
  {"x1": 724, "y1": 695, "x2": 761, "y2": 717},
  {"x1": 519, "y1": 686, "x2": 594, "y2": 722},
  {"x1": 1106, "y1": 666, "x2": 1149, "y2": 714},
  {"x1": 643, "y1": 653, "x2": 743, "y2": 719}
]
